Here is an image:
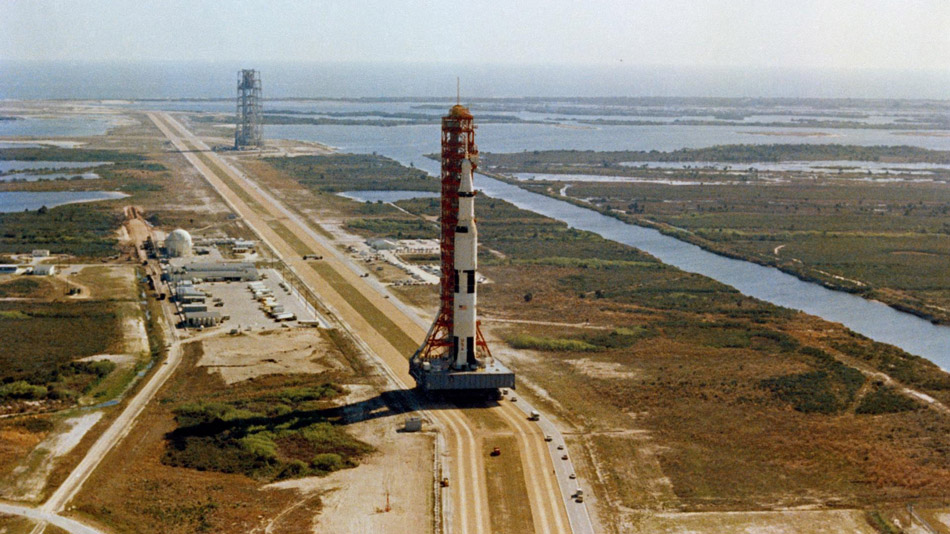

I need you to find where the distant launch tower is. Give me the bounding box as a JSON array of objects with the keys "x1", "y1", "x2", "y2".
[
  {"x1": 234, "y1": 69, "x2": 263, "y2": 149},
  {"x1": 410, "y1": 103, "x2": 515, "y2": 393}
]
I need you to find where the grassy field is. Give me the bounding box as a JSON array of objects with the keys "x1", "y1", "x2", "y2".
[
  {"x1": 248, "y1": 150, "x2": 950, "y2": 524},
  {"x1": 0, "y1": 265, "x2": 147, "y2": 415},
  {"x1": 481, "y1": 144, "x2": 950, "y2": 167},
  {"x1": 0, "y1": 204, "x2": 121, "y2": 258},
  {"x1": 72, "y1": 329, "x2": 380, "y2": 534},
  {"x1": 263, "y1": 153, "x2": 436, "y2": 193},
  {"x1": 565, "y1": 179, "x2": 950, "y2": 324},
  {"x1": 480, "y1": 146, "x2": 950, "y2": 324},
  {"x1": 376, "y1": 191, "x2": 950, "y2": 514}
]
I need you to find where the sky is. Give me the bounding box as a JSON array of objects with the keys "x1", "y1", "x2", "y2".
[{"x1": 2, "y1": 0, "x2": 950, "y2": 71}]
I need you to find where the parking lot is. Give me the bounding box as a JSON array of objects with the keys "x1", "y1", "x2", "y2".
[{"x1": 191, "y1": 268, "x2": 324, "y2": 331}]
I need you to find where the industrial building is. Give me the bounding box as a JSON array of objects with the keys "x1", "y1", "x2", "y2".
[
  {"x1": 32, "y1": 264, "x2": 56, "y2": 276},
  {"x1": 410, "y1": 104, "x2": 515, "y2": 393},
  {"x1": 368, "y1": 238, "x2": 399, "y2": 251},
  {"x1": 0, "y1": 265, "x2": 24, "y2": 275},
  {"x1": 174, "y1": 284, "x2": 207, "y2": 304},
  {"x1": 183, "y1": 311, "x2": 224, "y2": 327},
  {"x1": 169, "y1": 261, "x2": 259, "y2": 283},
  {"x1": 231, "y1": 239, "x2": 255, "y2": 253},
  {"x1": 165, "y1": 229, "x2": 193, "y2": 257}
]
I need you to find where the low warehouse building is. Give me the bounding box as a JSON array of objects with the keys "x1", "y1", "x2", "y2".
[
  {"x1": 183, "y1": 311, "x2": 223, "y2": 327},
  {"x1": 32, "y1": 264, "x2": 56, "y2": 276},
  {"x1": 175, "y1": 285, "x2": 206, "y2": 303},
  {"x1": 171, "y1": 261, "x2": 259, "y2": 282}
]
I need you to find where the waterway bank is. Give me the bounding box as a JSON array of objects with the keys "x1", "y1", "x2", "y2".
[
  {"x1": 482, "y1": 169, "x2": 950, "y2": 327},
  {"x1": 466, "y1": 173, "x2": 950, "y2": 369}
]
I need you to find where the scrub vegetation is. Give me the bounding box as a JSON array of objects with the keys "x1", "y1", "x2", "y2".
[
  {"x1": 255, "y1": 149, "x2": 950, "y2": 520},
  {"x1": 0, "y1": 204, "x2": 121, "y2": 257},
  {"x1": 482, "y1": 144, "x2": 950, "y2": 168},
  {"x1": 384, "y1": 193, "x2": 950, "y2": 512},
  {"x1": 163, "y1": 382, "x2": 373, "y2": 481},
  {"x1": 482, "y1": 145, "x2": 950, "y2": 324},
  {"x1": 0, "y1": 298, "x2": 124, "y2": 414},
  {"x1": 263, "y1": 153, "x2": 435, "y2": 193},
  {"x1": 74, "y1": 333, "x2": 378, "y2": 534}
]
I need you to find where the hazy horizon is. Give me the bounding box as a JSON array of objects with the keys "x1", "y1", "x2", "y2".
[
  {"x1": 3, "y1": 60, "x2": 950, "y2": 100},
  {"x1": 4, "y1": 1, "x2": 950, "y2": 100}
]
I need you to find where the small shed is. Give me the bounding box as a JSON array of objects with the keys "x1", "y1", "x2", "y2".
[{"x1": 32, "y1": 264, "x2": 56, "y2": 276}]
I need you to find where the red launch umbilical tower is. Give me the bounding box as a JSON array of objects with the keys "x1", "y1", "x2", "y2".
[
  {"x1": 415, "y1": 105, "x2": 491, "y2": 365},
  {"x1": 410, "y1": 104, "x2": 514, "y2": 392}
]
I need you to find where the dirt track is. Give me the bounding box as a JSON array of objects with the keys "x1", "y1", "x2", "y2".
[{"x1": 149, "y1": 112, "x2": 573, "y2": 534}]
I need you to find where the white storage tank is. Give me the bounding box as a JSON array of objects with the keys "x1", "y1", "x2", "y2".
[{"x1": 165, "y1": 229, "x2": 193, "y2": 257}]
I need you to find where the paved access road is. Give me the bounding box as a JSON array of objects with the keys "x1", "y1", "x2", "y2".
[
  {"x1": 0, "y1": 502, "x2": 102, "y2": 534},
  {"x1": 151, "y1": 112, "x2": 580, "y2": 534}
]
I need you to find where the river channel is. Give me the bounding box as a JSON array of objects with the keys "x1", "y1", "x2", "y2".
[{"x1": 264, "y1": 121, "x2": 950, "y2": 369}]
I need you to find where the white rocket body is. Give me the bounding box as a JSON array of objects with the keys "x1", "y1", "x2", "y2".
[{"x1": 453, "y1": 158, "x2": 478, "y2": 369}]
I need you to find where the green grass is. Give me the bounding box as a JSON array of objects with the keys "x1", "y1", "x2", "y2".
[
  {"x1": 0, "y1": 360, "x2": 116, "y2": 403},
  {"x1": 0, "y1": 300, "x2": 121, "y2": 378},
  {"x1": 0, "y1": 147, "x2": 150, "y2": 163},
  {"x1": 482, "y1": 144, "x2": 950, "y2": 167},
  {"x1": 345, "y1": 218, "x2": 436, "y2": 239},
  {"x1": 506, "y1": 334, "x2": 600, "y2": 352},
  {"x1": 309, "y1": 261, "x2": 419, "y2": 357},
  {"x1": 759, "y1": 346, "x2": 866, "y2": 414},
  {"x1": 264, "y1": 153, "x2": 436, "y2": 193},
  {"x1": 506, "y1": 327, "x2": 650, "y2": 353},
  {"x1": 865, "y1": 510, "x2": 903, "y2": 534},
  {"x1": 0, "y1": 277, "x2": 42, "y2": 297}
]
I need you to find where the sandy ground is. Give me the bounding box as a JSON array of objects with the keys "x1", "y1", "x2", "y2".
[
  {"x1": 121, "y1": 316, "x2": 149, "y2": 355},
  {"x1": 263, "y1": 386, "x2": 434, "y2": 534},
  {"x1": 642, "y1": 509, "x2": 877, "y2": 533},
  {"x1": 199, "y1": 329, "x2": 345, "y2": 384},
  {"x1": 0, "y1": 412, "x2": 103, "y2": 503},
  {"x1": 565, "y1": 357, "x2": 641, "y2": 380}
]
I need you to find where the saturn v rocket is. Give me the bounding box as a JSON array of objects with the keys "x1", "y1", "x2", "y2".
[{"x1": 410, "y1": 104, "x2": 515, "y2": 392}]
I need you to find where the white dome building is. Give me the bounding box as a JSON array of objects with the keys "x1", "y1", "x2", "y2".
[{"x1": 165, "y1": 229, "x2": 193, "y2": 257}]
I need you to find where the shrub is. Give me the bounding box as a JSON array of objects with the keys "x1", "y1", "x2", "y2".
[
  {"x1": 761, "y1": 371, "x2": 842, "y2": 414},
  {"x1": 312, "y1": 453, "x2": 344, "y2": 472},
  {"x1": 856, "y1": 386, "x2": 921, "y2": 415},
  {"x1": 506, "y1": 334, "x2": 600, "y2": 352},
  {"x1": 238, "y1": 432, "x2": 278, "y2": 459},
  {"x1": 0, "y1": 380, "x2": 48, "y2": 400}
]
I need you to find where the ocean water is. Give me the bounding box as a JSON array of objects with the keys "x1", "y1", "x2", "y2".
[
  {"x1": 0, "y1": 191, "x2": 127, "y2": 212},
  {"x1": 0, "y1": 161, "x2": 111, "y2": 173},
  {"x1": 0, "y1": 116, "x2": 117, "y2": 137},
  {"x1": 4, "y1": 61, "x2": 950, "y2": 100}
]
